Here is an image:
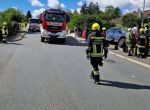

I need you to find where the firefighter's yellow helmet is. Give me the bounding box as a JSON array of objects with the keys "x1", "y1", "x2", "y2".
[
  {"x1": 139, "y1": 28, "x2": 145, "y2": 32},
  {"x1": 128, "y1": 28, "x2": 131, "y2": 32},
  {"x1": 144, "y1": 23, "x2": 148, "y2": 27},
  {"x1": 91, "y1": 23, "x2": 100, "y2": 30},
  {"x1": 102, "y1": 27, "x2": 106, "y2": 31},
  {"x1": 3, "y1": 22, "x2": 7, "y2": 26}
]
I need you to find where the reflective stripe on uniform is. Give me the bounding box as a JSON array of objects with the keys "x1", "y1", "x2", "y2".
[
  {"x1": 93, "y1": 45, "x2": 97, "y2": 53},
  {"x1": 137, "y1": 45, "x2": 145, "y2": 48},
  {"x1": 90, "y1": 53, "x2": 103, "y2": 57},
  {"x1": 2, "y1": 26, "x2": 8, "y2": 35},
  {"x1": 90, "y1": 36, "x2": 104, "y2": 57},
  {"x1": 93, "y1": 70, "x2": 99, "y2": 75},
  {"x1": 91, "y1": 37, "x2": 104, "y2": 40},
  {"x1": 140, "y1": 36, "x2": 146, "y2": 38}
]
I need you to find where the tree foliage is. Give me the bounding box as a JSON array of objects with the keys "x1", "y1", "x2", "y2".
[
  {"x1": 104, "y1": 6, "x2": 122, "y2": 21},
  {"x1": 68, "y1": 2, "x2": 121, "y2": 32},
  {"x1": 122, "y1": 14, "x2": 140, "y2": 27},
  {"x1": 80, "y1": 2, "x2": 101, "y2": 15},
  {"x1": 26, "y1": 10, "x2": 32, "y2": 20},
  {"x1": 0, "y1": 8, "x2": 26, "y2": 33}
]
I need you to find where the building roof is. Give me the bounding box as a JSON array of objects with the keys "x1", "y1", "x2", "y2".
[{"x1": 128, "y1": 9, "x2": 150, "y2": 16}]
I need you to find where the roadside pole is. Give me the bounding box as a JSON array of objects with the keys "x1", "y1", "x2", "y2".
[{"x1": 141, "y1": 0, "x2": 145, "y2": 27}]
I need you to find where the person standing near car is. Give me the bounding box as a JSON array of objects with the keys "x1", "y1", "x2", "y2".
[
  {"x1": 13, "y1": 20, "x2": 18, "y2": 35},
  {"x1": 144, "y1": 23, "x2": 150, "y2": 56},
  {"x1": 74, "y1": 26, "x2": 78, "y2": 39},
  {"x1": 137, "y1": 28, "x2": 147, "y2": 58},
  {"x1": 101, "y1": 27, "x2": 109, "y2": 58},
  {"x1": 86, "y1": 23, "x2": 106, "y2": 84},
  {"x1": 126, "y1": 28, "x2": 135, "y2": 56}
]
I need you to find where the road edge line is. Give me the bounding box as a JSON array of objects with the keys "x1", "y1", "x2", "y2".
[{"x1": 109, "y1": 51, "x2": 150, "y2": 69}]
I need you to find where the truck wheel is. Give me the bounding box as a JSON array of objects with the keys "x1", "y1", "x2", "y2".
[
  {"x1": 41, "y1": 37, "x2": 45, "y2": 42},
  {"x1": 61, "y1": 38, "x2": 66, "y2": 43}
]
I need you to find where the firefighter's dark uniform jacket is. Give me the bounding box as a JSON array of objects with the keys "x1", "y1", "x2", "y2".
[
  {"x1": 145, "y1": 27, "x2": 150, "y2": 56},
  {"x1": 137, "y1": 32, "x2": 146, "y2": 56},
  {"x1": 87, "y1": 30, "x2": 107, "y2": 69},
  {"x1": 2, "y1": 25, "x2": 8, "y2": 42}
]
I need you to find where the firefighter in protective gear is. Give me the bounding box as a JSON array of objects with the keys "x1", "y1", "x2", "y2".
[
  {"x1": 86, "y1": 23, "x2": 107, "y2": 84},
  {"x1": 137, "y1": 28, "x2": 146, "y2": 58},
  {"x1": 126, "y1": 28, "x2": 135, "y2": 56},
  {"x1": 144, "y1": 23, "x2": 150, "y2": 56},
  {"x1": 2, "y1": 22, "x2": 8, "y2": 43},
  {"x1": 101, "y1": 27, "x2": 108, "y2": 58}
]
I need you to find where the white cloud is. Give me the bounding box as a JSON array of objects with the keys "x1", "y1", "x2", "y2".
[
  {"x1": 123, "y1": 9, "x2": 135, "y2": 14},
  {"x1": 12, "y1": 7, "x2": 18, "y2": 10},
  {"x1": 83, "y1": 0, "x2": 150, "y2": 13},
  {"x1": 77, "y1": 8, "x2": 81, "y2": 14},
  {"x1": 47, "y1": 0, "x2": 66, "y2": 9},
  {"x1": 32, "y1": 8, "x2": 45, "y2": 18},
  {"x1": 69, "y1": 8, "x2": 81, "y2": 14},
  {"x1": 29, "y1": 0, "x2": 44, "y2": 7},
  {"x1": 60, "y1": 3, "x2": 66, "y2": 9},
  {"x1": 70, "y1": 9, "x2": 75, "y2": 13},
  {"x1": 77, "y1": 1, "x2": 84, "y2": 7}
]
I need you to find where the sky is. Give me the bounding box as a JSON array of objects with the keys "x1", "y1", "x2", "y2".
[{"x1": 0, "y1": 0, "x2": 150, "y2": 18}]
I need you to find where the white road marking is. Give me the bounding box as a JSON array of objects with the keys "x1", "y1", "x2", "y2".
[{"x1": 109, "y1": 51, "x2": 150, "y2": 69}]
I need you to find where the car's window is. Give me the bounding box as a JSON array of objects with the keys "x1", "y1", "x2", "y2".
[
  {"x1": 106, "y1": 29, "x2": 115, "y2": 37},
  {"x1": 116, "y1": 29, "x2": 121, "y2": 33}
]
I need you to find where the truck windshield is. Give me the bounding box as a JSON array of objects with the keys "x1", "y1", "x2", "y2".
[
  {"x1": 45, "y1": 14, "x2": 65, "y2": 22},
  {"x1": 29, "y1": 19, "x2": 39, "y2": 23}
]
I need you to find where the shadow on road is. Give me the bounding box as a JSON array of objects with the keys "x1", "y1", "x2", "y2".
[
  {"x1": 48, "y1": 36, "x2": 87, "y2": 47},
  {"x1": 64, "y1": 36, "x2": 87, "y2": 46},
  {"x1": 26, "y1": 31, "x2": 40, "y2": 35},
  {"x1": 99, "y1": 79, "x2": 150, "y2": 90},
  {"x1": 103, "y1": 58, "x2": 116, "y2": 63},
  {"x1": 6, "y1": 42, "x2": 24, "y2": 45}
]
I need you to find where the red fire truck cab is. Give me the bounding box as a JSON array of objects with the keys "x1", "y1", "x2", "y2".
[{"x1": 39, "y1": 9, "x2": 70, "y2": 43}]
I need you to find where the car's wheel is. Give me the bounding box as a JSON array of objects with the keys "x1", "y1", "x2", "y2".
[
  {"x1": 118, "y1": 37, "x2": 125, "y2": 48},
  {"x1": 61, "y1": 38, "x2": 66, "y2": 43},
  {"x1": 41, "y1": 37, "x2": 45, "y2": 42}
]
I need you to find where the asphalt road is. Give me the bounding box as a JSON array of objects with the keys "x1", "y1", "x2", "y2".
[{"x1": 0, "y1": 32, "x2": 150, "y2": 110}]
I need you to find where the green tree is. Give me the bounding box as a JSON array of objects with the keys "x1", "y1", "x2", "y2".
[
  {"x1": 68, "y1": 3, "x2": 118, "y2": 33},
  {"x1": 0, "y1": 8, "x2": 26, "y2": 34},
  {"x1": 67, "y1": 12, "x2": 81, "y2": 30},
  {"x1": 2, "y1": 8, "x2": 23, "y2": 22},
  {"x1": 122, "y1": 14, "x2": 140, "y2": 27},
  {"x1": 80, "y1": 3, "x2": 87, "y2": 14},
  {"x1": 26, "y1": 10, "x2": 32, "y2": 20},
  {"x1": 104, "y1": 6, "x2": 122, "y2": 21}
]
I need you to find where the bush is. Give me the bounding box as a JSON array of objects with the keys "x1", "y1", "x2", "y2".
[
  {"x1": 0, "y1": 27, "x2": 2, "y2": 41},
  {"x1": 0, "y1": 8, "x2": 26, "y2": 35}
]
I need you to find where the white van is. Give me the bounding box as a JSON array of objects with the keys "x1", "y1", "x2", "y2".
[{"x1": 27, "y1": 18, "x2": 40, "y2": 32}]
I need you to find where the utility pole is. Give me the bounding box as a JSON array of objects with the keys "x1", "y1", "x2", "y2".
[{"x1": 141, "y1": 0, "x2": 145, "y2": 27}]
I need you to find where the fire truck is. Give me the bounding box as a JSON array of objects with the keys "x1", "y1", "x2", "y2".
[{"x1": 39, "y1": 9, "x2": 70, "y2": 43}]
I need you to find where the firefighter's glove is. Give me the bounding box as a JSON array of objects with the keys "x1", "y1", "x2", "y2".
[
  {"x1": 86, "y1": 48, "x2": 91, "y2": 60},
  {"x1": 86, "y1": 55, "x2": 90, "y2": 60}
]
